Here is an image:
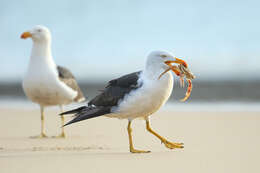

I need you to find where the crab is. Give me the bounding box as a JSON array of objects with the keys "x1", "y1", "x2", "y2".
[{"x1": 159, "y1": 62, "x2": 195, "y2": 102}]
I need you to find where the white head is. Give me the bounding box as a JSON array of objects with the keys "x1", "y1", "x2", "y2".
[
  {"x1": 21, "y1": 25, "x2": 51, "y2": 43},
  {"x1": 145, "y1": 50, "x2": 187, "y2": 78}
]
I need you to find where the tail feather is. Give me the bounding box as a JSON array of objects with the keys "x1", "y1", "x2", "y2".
[{"x1": 62, "y1": 106, "x2": 111, "y2": 127}]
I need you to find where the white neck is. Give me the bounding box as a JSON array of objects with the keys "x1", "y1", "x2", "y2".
[
  {"x1": 29, "y1": 40, "x2": 56, "y2": 67},
  {"x1": 142, "y1": 58, "x2": 166, "y2": 80}
]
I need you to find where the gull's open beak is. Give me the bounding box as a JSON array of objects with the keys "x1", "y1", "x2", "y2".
[
  {"x1": 159, "y1": 57, "x2": 187, "y2": 79},
  {"x1": 20, "y1": 32, "x2": 32, "y2": 39},
  {"x1": 165, "y1": 57, "x2": 187, "y2": 68}
]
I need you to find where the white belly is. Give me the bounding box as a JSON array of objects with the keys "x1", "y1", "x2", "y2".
[
  {"x1": 108, "y1": 72, "x2": 173, "y2": 120},
  {"x1": 23, "y1": 63, "x2": 77, "y2": 106}
]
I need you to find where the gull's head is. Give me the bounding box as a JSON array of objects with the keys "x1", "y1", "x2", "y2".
[
  {"x1": 146, "y1": 50, "x2": 187, "y2": 72},
  {"x1": 20, "y1": 25, "x2": 51, "y2": 43}
]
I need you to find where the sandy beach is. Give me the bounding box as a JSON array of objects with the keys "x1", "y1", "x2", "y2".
[{"x1": 1, "y1": 106, "x2": 260, "y2": 173}]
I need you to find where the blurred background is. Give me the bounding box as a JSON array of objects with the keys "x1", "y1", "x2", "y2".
[{"x1": 0, "y1": 0, "x2": 260, "y2": 105}]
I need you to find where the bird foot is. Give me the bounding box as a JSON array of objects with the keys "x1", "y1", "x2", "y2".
[
  {"x1": 30, "y1": 133, "x2": 48, "y2": 139},
  {"x1": 52, "y1": 133, "x2": 66, "y2": 138},
  {"x1": 162, "y1": 140, "x2": 184, "y2": 149},
  {"x1": 130, "y1": 148, "x2": 151, "y2": 153}
]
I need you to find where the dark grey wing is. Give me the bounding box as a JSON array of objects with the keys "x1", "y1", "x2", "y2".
[
  {"x1": 88, "y1": 71, "x2": 142, "y2": 107},
  {"x1": 57, "y1": 65, "x2": 85, "y2": 102},
  {"x1": 61, "y1": 71, "x2": 142, "y2": 126}
]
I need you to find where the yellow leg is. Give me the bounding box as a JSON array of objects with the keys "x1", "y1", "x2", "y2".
[
  {"x1": 40, "y1": 106, "x2": 48, "y2": 137},
  {"x1": 31, "y1": 106, "x2": 47, "y2": 138},
  {"x1": 146, "y1": 119, "x2": 183, "y2": 149},
  {"x1": 40, "y1": 106, "x2": 47, "y2": 137},
  {"x1": 57, "y1": 105, "x2": 66, "y2": 138},
  {"x1": 127, "y1": 120, "x2": 150, "y2": 153}
]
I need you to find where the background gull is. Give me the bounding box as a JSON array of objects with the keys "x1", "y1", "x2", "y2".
[{"x1": 21, "y1": 25, "x2": 85, "y2": 138}]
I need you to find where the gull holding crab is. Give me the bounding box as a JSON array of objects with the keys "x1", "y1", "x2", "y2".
[{"x1": 61, "y1": 50, "x2": 195, "y2": 153}]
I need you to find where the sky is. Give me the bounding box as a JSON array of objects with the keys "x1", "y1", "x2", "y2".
[{"x1": 0, "y1": 0, "x2": 260, "y2": 82}]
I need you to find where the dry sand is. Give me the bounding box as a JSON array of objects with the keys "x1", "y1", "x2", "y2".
[{"x1": 0, "y1": 107, "x2": 260, "y2": 173}]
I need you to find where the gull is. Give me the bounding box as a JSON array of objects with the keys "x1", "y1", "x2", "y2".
[
  {"x1": 21, "y1": 25, "x2": 85, "y2": 138},
  {"x1": 61, "y1": 50, "x2": 186, "y2": 152}
]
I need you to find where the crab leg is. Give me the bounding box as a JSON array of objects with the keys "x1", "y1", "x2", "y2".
[
  {"x1": 158, "y1": 68, "x2": 171, "y2": 79},
  {"x1": 158, "y1": 65, "x2": 181, "y2": 79},
  {"x1": 180, "y1": 79, "x2": 192, "y2": 102},
  {"x1": 179, "y1": 75, "x2": 185, "y2": 88}
]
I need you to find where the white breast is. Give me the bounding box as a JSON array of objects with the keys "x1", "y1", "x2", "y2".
[
  {"x1": 109, "y1": 71, "x2": 173, "y2": 120},
  {"x1": 23, "y1": 56, "x2": 77, "y2": 106}
]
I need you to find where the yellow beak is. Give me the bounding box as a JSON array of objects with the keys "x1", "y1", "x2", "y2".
[
  {"x1": 20, "y1": 32, "x2": 32, "y2": 39},
  {"x1": 165, "y1": 57, "x2": 187, "y2": 68}
]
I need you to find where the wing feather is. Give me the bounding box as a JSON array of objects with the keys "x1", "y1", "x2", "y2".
[{"x1": 57, "y1": 66, "x2": 85, "y2": 102}]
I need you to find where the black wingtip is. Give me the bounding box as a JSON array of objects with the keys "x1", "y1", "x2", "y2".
[
  {"x1": 62, "y1": 114, "x2": 85, "y2": 127},
  {"x1": 59, "y1": 106, "x2": 87, "y2": 116},
  {"x1": 60, "y1": 112, "x2": 69, "y2": 116},
  {"x1": 62, "y1": 116, "x2": 79, "y2": 127},
  {"x1": 63, "y1": 121, "x2": 72, "y2": 127},
  {"x1": 62, "y1": 106, "x2": 110, "y2": 127}
]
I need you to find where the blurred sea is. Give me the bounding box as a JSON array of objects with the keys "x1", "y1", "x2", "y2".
[
  {"x1": 0, "y1": 80, "x2": 259, "y2": 109},
  {"x1": 1, "y1": 96, "x2": 259, "y2": 112}
]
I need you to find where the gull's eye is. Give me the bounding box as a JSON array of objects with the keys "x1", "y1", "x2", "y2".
[
  {"x1": 37, "y1": 29, "x2": 42, "y2": 32},
  {"x1": 160, "y1": 54, "x2": 167, "y2": 58}
]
